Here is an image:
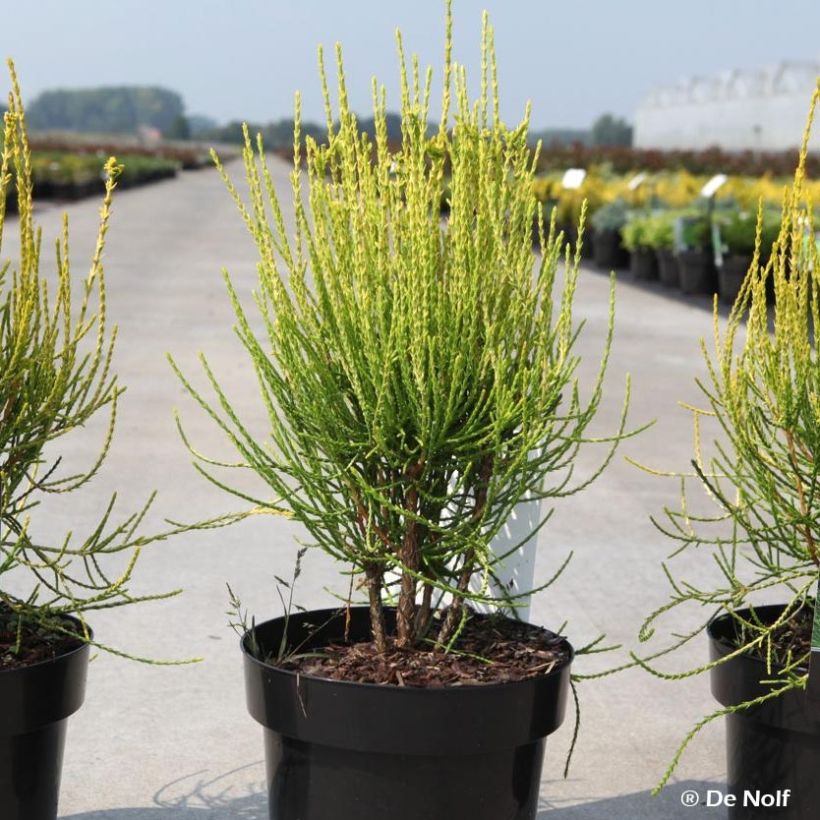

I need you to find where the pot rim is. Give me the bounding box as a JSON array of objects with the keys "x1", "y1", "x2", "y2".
[
  {"x1": 707, "y1": 602, "x2": 809, "y2": 674},
  {"x1": 676, "y1": 247, "x2": 712, "y2": 259},
  {"x1": 0, "y1": 612, "x2": 91, "y2": 676},
  {"x1": 240, "y1": 605, "x2": 575, "y2": 694}
]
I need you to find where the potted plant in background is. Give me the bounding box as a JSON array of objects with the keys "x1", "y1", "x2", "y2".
[
  {"x1": 621, "y1": 212, "x2": 658, "y2": 281},
  {"x1": 676, "y1": 211, "x2": 718, "y2": 295},
  {"x1": 714, "y1": 206, "x2": 780, "y2": 305},
  {"x1": 645, "y1": 211, "x2": 679, "y2": 287},
  {"x1": 634, "y1": 88, "x2": 820, "y2": 819},
  {"x1": 0, "y1": 63, "x2": 208, "y2": 820},
  {"x1": 554, "y1": 175, "x2": 605, "y2": 259},
  {"x1": 590, "y1": 199, "x2": 630, "y2": 270},
  {"x1": 171, "y1": 4, "x2": 635, "y2": 818}
]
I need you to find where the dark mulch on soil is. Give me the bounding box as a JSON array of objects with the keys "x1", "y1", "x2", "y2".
[
  {"x1": 276, "y1": 612, "x2": 570, "y2": 687},
  {"x1": 0, "y1": 606, "x2": 83, "y2": 671},
  {"x1": 732, "y1": 606, "x2": 813, "y2": 668},
  {"x1": 763, "y1": 607, "x2": 812, "y2": 665}
]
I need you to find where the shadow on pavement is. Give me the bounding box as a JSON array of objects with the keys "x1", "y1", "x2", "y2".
[
  {"x1": 63, "y1": 808, "x2": 264, "y2": 820},
  {"x1": 65, "y1": 772, "x2": 725, "y2": 820},
  {"x1": 63, "y1": 764, "x2": 267, "y2": 819},
  {"x1": 538, "y1": 779, "x2": 727, "y2": 819}
]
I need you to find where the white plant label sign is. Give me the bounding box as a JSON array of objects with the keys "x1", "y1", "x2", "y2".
[
  {"x1": 700, "y1": 173, "x2": 728, "y2": 198},
  {"x1": 628, "y1": 172, "x2": 646, "y2": 191},
  {"x1": 481, "y1": 493, "x2": 540, "y2": 621},
  {"x1": 561, "y1": 168, "x2": 586, "y2": 190}
]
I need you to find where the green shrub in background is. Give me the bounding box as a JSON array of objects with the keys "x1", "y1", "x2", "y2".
[
  {"x1": 679, "y1": 213, "x2": 712, "y2": 251},
  {"x1": 29, "y1": 151, "x2": 179, "y2": 194},
  {"x1": 717, "y1": 207, "x2": 781, "y2": 257},
  {"x1": 589, "y1": 199, "x2": 629, "y2": 233},
  {"x1": 623, "y1": 209, "x2": 695, "y2": 253},
  {"x1": 621, "y1": 213, "x2": 654, "y2": 251},
  {"x1": 643, "y1": 211, "x2": 677, "y2": 251}
]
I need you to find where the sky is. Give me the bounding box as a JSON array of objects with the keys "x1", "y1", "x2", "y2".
[{"x1": 5, "y1": 0, "x2": 820, "y2": 130}]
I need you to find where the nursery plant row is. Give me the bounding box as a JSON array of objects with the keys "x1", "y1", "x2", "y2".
[
  {"x1": 27, "y1": 133, "x2": 220, "y2": 169},
  {"x1": 589, "y1": 201, "x2": 782, "y2": 304},
  {"x1": 526, "y1": 168, "x2": 817, "y2": 304},
  {"x1": 534, "y1": 141, "x2": 820, "y2": 179},
  {"x1": 1, "y1": 134, "x2": 239, "y2": 208},
  {"x1": 1, "y1": 149, "x2": 179, "y2": 207},
  {"x1": 531, "y1": 166, "x2": 820, "y2": 218},
  {"x1": 2, "y1": 3, "x2": 820, "y2": 820}
]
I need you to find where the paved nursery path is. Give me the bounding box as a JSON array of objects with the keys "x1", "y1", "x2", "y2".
[{"x1": 2, "y1": 159, "x2": 737, "y2": 818}]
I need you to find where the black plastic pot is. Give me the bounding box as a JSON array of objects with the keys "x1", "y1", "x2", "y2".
[
  {"x1": 243, "y1": 606, "x2": 573, "y2": 820},
  {"x1": 678, "y1": 249, "x2": 717, "y2": 295},
  {"x1": 0, "y1": 622, "x2": 90, "y2": 820},
  {"x1": 709, "y1": 605, "x2": 820, "y2": 819},
  {"x1": 718, "y1": 254, "x2": 753, "y2": 305},
  {"x1": 592, "y1": 228, "x2": 629, "y2": 270},
  {"x1": 629, "y1": 247, "x2": 658, "y2": 281},
  {"x1": 656, "y1": 248, "x2": 680, "y2": 287}
]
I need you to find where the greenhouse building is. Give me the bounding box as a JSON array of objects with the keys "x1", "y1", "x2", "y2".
[{"x1": 635, "y1": 61, "x2": 820, "y2": 151}]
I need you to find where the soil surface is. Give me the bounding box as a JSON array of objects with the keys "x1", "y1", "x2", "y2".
[
  {"x1": 276, "y1": 611, "x2": 570, "y2": 687},
  {"x1": 733, "y1": 606, "x2": 813, "y2": 668},
  {"x1": 764, "y1": 606, "x2": 812, "y2": 665},
  {"x1": 0, "y1": 606, "x2": 84, "y2": 671}
]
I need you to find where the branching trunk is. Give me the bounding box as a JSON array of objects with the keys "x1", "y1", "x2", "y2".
[
  {"x1": 786, "y1": 430, "x2": 820, "y2": 566},
  {"x1": 396, "y1": 457, "x2": 425, "y2": 648},
  {"x1": 396, "y1": 497, "x2": 419, "y2": 646},
  {"x1": 436, "y1": 552, "x2": 475, "y2": 645},
  {"x1": 414, "y1": 581, "x2": 434, "y2": 638},
  {"x1": 365, "y1": 564, "x2": 387, "y2": 653},
  {"x1": 349, "y1": 482, "x2": 391, "y2": 652}
]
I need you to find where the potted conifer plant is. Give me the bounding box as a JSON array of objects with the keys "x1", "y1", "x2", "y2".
[
  {"x1": 715, "y1": 207, "x2": 780, "y2": 305},
  {"x1": 171, "y1": 4, "x2": 633, "y2": 818},
  {"x1": 646, "y1": 210, "x2": 679, "y2": 287},
  {"x1": 590, "y1": 199, "x2": 630, "y2": 270},
  {"x1": 621, "y1": 212, "x2": 659, "y2": 281},
  {"x1": 635, "y1": 87, "x2": 820, "y2": 819},
  {"x1": 674, "y1": 210, "x2": 718, "y2": 295},
  {"x1": 0, "y1": 64, "x2": 203, "y2": 820}
]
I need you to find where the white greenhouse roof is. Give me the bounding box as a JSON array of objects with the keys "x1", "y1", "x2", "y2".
[{"x1": 640, "y1": 61, "x2": 820, "y2": 109}]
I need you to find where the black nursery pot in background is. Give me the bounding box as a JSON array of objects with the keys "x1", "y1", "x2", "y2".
[
  {"x1": 678, "y1": 249, "x2": 718, "y2": 295},
  {"x1": 656, "y1": 249, "x2": 680, "y2": 287},
  {"x1": 0, "y1": 631, "x2": 90, "y2": 820},
  {"x1": 709, "y1": 605, "x2": 820, "y2": 820},
  {"x1": 629, "y1": 247, "x2": 658, "y2": 281},
  {"x1": 243, "y1": 606, "x2": 574, "y2": 820},
  {"x1": 718, "y1": 255, "x2": 753, "y2": 305},
  {"x1": 592, "y1": 228, "x2": 629, "y2": 270}
]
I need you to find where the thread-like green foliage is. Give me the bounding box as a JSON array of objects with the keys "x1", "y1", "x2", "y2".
[
  {"x1": 635, "y1": 83, "x2": 820, "y2": 791},
  {"x1": 172, "y1": 3, "x2": 631, "y2": 651},
  {"x1": 0, "y1": 62, "x2": 216, "y2": 664}
]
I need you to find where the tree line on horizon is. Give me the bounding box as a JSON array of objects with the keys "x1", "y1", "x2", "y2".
[
  {"x1": 199, "y1": 113, "x2": 632, "y2": 149},
  {"x1": 21, "y1": 85, "x2": 632, "y2": 148}
]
